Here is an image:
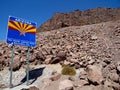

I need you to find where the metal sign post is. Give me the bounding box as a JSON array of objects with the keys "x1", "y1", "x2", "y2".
[
  {"x1": 6, "y1": 16, "x2": 36, "y2": 88},
  {"x1": 26, "y1": 47, "x2": 30, "y2": 86},
  {"x1": 10, "y1": 44, "x2": 14, "y2": 88}
]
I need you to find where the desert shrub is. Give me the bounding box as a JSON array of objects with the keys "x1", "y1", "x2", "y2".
[{"x1": 61, "y1": 65, "x2": 76, "y2": 76}]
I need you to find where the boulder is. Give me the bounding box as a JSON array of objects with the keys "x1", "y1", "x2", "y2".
[{"x1": 86, "y1": 65, "x2": 104, "y2": 85}]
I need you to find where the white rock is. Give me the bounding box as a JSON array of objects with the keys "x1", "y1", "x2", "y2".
[{"x1": 59, "y1": 80, "x2": 74, "y2": 90}]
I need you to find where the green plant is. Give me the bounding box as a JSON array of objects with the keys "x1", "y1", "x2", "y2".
[{"x1": 61, "y1": 65, "x2": 76, "y2": 76}]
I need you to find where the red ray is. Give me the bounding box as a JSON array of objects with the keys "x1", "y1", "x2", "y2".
[
  {"x1": 26, "y1": 26, "x2": 36, "y2": 31},
  {"x1": 9, "y1": 20, "x2": 20, "y2": 30}
]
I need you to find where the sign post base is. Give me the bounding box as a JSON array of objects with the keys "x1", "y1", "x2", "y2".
[{"x1": 26, "y1": 47, "x2": 30, "y2": 86}]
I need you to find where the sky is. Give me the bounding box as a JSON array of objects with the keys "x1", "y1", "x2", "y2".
[{"x1": 0, "y1": 0, "x2": 120, "y2": 40}]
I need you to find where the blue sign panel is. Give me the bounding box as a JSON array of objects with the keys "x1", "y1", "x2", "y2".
[{"x1": 6, "y1": 16, "x2": 37, "y2": 47}]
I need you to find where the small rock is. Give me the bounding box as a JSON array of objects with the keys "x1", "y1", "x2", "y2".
[
  {"x1": 42, "y1": 78, "x2": 52, "y2": 86},
  {"x1": 69, "y1": 59, "x2": 78, "y2": 63},
  {"x1": 117, "y1": 66, "x2": 120, "y2": 72},
  {"x1": 36, "y1": 51, "x2": 45, "y2": 60},
  {"x1": 0, "y1": 57, "x2": 4, "y2": 64},
  {"x1": 21, "y1": 86, "x2": 39, "y2": 90},
  {"x1": 57, "y1": 51, "x2": 66, "y2": 60},
  {"x1": 50, "y1": 57, "x2": 62, "y2": 64},
  {"x1": 79, "y1": 79, "x2": 89, "y2": 86},
  {"x1": 30, "y1": 55, "x2": 36, "y2": 62},
  {"x1": 59, "y1": 79, "x2": 74, "y2": 90},
  {"x1": 50, "y1": 72, "x2": 61, "y2": 81},
  {"x1": 0, "y1": 52, "x2": 2, "y2": 56},
  {"x1": 109, "y1": 73, "x2": 119, "y2": 83},
  {"x1": 44, "y1": 57, "x2": 52, "y2": 64},
  {"x1": 91, "y1": 35, "x2": 97, "y2": 40},
  {"x1": 79, "y1": 69, "x2": 87, "y2": 80},
  {"x1": 63, "y1": 60, "x2": 70, "y2": 66},
  {"x1": 0, "y1": 84, "x2": 7, "y2": 88},
  {"x1": 29, "y1": 86, "x2": 39, "y2": 90},
  {"x1": 74, "y1": 63, "x2": 80, "y2": 69},
  {"x1": 88, "y1": 59, "x2": 95, "y2": 65},
  {"x1": 68, "y1": 77, "x2": 76, "y2": 81},
  {"x1": 13, "y1": 56, "x2": 21, "y2": 71}
]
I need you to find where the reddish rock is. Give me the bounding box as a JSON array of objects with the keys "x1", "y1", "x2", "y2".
[
  {"x1": 35, "y1": 51, "x2": 45, "y2": 60},
  {"x1": 86, "y1": 65, "x2": 104, "y2": 85},
  {"x1": 57, "y1": 51, "x2": 66, "y2": 60},
  {"x1": 30, "y1": 55, "x2": 36, "y2": 62},
  {"x1": 50, "y1": 57, "x2": 61, "y2": 64},
  {"x1": 12, "y1": 56, "x2": 21, "y2": 71},
  {"x1": 29, "y1": 86, "x2": 39, "y2": 90}
]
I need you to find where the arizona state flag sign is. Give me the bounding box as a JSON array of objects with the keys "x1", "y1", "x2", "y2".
[{"x1": 6, "y1": 16, "x2": 36, "y2": 47}]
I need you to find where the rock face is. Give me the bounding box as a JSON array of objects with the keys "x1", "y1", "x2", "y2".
[{"x1": 38, "y1": 8, "x2": 120, "y2": 32}]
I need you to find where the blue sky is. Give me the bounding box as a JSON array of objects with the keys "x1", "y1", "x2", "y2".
[{"x1": 0, "y1": 0, "x2": 120, "y2": 40}]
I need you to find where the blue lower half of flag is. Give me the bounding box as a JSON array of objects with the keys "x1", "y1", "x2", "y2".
[{"x1": 6, "y1": 29, "x2": 36, "y2": 47}]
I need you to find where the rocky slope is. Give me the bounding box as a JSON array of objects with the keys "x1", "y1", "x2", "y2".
[
  {"x1": 38, "y1": 8, "x2": 120, "y2": 32},
  {"x1": 0, "y1": 20, "x2": 120, "y2": 90}
]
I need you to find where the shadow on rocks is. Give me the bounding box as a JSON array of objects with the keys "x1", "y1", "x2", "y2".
[{"x1": 17, "y1": 67, "x2": 45, "y2": 86}]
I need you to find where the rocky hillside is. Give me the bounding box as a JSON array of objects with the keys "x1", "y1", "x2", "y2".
[
  {"x1": 38, "y1": 8, "x2": 120, "y2": 32},
  {"x1": 0, "y1": 20, "x2": 120, "y2": 90}
]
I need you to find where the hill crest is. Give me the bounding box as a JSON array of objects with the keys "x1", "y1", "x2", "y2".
[{"x1": 37, "y1": 8, "x2": 120, "y2": 32}]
